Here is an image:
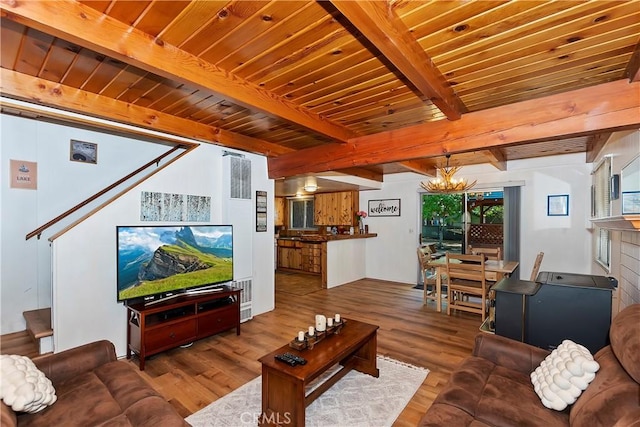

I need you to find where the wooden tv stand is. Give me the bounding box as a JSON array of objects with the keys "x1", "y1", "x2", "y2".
[{"x1": 126, "y1": 285, "x2": 241, "y2": 370}]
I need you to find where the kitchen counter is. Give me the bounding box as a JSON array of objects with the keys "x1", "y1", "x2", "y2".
[
  {"x1": 276, "y1": 234, "x2": 377, "y2": 286},
  {"x1": 326, "y1": 233, "x2": 377, "y2": 241},
  {"x1": 277, "y1": 233, "x2": 377, "y2": 242}
]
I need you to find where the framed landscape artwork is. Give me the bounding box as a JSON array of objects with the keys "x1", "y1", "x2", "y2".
[{"x1": 622, "y1": 191, "x2": 640, "y2": 215}]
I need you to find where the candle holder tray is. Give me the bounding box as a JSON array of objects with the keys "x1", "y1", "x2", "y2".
[{"x1": 289, "y1": 320, "x2": 346, "y2": 351}]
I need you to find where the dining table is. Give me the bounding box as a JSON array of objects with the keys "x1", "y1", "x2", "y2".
[{"x1": 426, "y1": 256, "x2": 519, "y2": 312}]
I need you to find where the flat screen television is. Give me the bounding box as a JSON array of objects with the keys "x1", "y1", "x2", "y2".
[{"x1": 116, "y1": 225, "x2": 233, "y2": 304}]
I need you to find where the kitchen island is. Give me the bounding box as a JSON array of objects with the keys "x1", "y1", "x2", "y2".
[{"x1": 276, "y1": 233, "x2": 377, "y2": 288}]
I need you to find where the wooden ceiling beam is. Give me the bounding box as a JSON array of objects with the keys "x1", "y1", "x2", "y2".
[
  {"x1": 398, "y1": 160, "x2": 437, "y2": 177},
  {"x1": 0, "y1": 69, "x2": 292, "y2": 157},
  {"x1": 0, "y1": 0, "x2": 357, "y2": 143},
  {"x1": 586, "y1": 132, "x2": 612, "y2": 163},
  {"x1": 331, "y1": 1, "x2": 465, "y2": 121},
  {"x1": 268, "y1": 79, "x2": 640, "y2": 178},
  {"x1": 625, "y1": 38, "x2": 640, "y2": 83},
  {"x1": 335, "y1": 167, "x2": 384, "y2": 182},
  {"x1": 483, "y1": 149, "x2": 507, "y2": 171}
]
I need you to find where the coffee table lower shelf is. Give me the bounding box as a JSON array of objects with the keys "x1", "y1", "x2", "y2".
[{"x1": 258, "y1": 319, "x2": 379, "y2": 427}]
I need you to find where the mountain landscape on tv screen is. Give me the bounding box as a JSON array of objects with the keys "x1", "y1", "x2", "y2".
[{"x1": 118, "y1": 226, "x2": 232, "y2": 300}]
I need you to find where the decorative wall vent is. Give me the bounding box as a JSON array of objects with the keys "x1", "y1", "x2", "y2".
[
  {"x1": 232, "y1": 278, "x2": 253, "y2": 322},
  {"x1": 230, "y1": 157, "x2": 251, "y2": 200}
]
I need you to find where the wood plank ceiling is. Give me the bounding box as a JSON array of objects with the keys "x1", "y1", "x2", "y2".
[{"x1": 1, "y1": 0, "x2": 639, "y2": 195}]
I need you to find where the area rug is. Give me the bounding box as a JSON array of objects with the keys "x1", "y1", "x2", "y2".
[{"x1": 186, "y1": 356, "x2": 429, "y2": 427}]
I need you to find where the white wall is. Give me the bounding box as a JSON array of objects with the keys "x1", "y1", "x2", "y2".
[
  {"x1": 360, "y1": 153, "x2": 593, "y2": 285},
  {"x1": 326, "y1": 239, "x2": 366, "y2": 288},
  {"x1": 1, "y1": 113, "x2": 275, "y2": 357},
  {"x1": 1, "y1": 114, "x2": 167, "y2": 333}
]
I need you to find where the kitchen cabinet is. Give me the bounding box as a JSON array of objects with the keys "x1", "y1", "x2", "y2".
[
  {"x1": 314, "y1": 191, "x2": 359, "y2": 226},
  {"x1": 277, "y1": 240, "x2": 322, "y2": 274},
  {"x1": 301, "y1": 243, "x2": 322, "y2": 273},
  {"x1": 277, "y1": 239, "x2": 303, "y2": 270},
  {"x1": 274, "y1": 197, "x2": 285, "y2": 226}
]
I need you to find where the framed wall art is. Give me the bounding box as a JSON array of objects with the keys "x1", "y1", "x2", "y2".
[
  {"x1": 621, "y1": 191, "x2": 640, "y2": 215},
  {"x1": 70, "y1": 139, "x2": 98, "y2": 164},
  {"x1": 256, "y1": 191, "x2": 268, "y2": 232},
  {"x1": 9, "y1": 159, "x2": 37, "y2": 190},
  {"x1": 547, "y1": 194, "x2": 569, "y2": 216}
]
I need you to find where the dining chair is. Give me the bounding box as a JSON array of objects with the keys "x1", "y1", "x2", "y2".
[
  {"x1": 417, "y1": 246, "x2": 439, "y2": 307},
  {"x1": 445, "y1": 252, "x2": 489, "y2": 321},
  {"x1": 530, "y1": 252, "x2": 544, "y2": 281},
  {"x1": 468, "y1": 245, "x2": 501, "y2": 282},
  {"x1": 467, "y1": 245, "x2": 502, "y2": 261}
]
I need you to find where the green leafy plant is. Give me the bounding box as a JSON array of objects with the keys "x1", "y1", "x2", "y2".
[{"x1": 422, "y1": 194, "x2": 463, "y2": 224}]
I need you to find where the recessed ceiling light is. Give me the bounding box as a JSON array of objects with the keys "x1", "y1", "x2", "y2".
[{"x1": 304, "y1": 176, "x2": 318, "y2": 192}]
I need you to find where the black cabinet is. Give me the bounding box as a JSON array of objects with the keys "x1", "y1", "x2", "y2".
[
  {"x1": 493, "y1": 278, "x2": 540, "y2": 342},
  {"x1": 493, "y1": 272, "x2": 617, "y2": 354}
]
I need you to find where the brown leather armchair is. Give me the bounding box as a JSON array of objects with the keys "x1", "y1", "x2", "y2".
[
  {"x1": 1, "y1": 340, "x2": 188, "y2": 427},
  {"x1": 419, "y1": 303, "x2": 640, "y2": 426}
]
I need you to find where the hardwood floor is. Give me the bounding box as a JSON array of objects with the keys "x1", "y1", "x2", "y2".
[
  {"x1": 0, "y1": 276, "x2": 482, "y2": 426},
  {"x1": 135, "y1": 276, "x2": 481, "y2": 425},
  {"x1": 275, "y1": 270, "x2": 323, "y2": 295}
]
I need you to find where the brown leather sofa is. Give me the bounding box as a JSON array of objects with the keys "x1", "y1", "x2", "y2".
[
  {"x1": 1, "y1": 340, "x2": 189, "y2": 427},
  {"x1": 419, "y1": 303, "x2": 640, "y2": 426}
]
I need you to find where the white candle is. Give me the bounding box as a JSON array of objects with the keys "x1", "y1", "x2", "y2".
[
  {"x1": 335, "y1": 314, "x2": 341, "y2": 323},
  {"x1": 308, "y1": 326, "x2": 315, "y2": 336},
  {"x1": 298, "y1": 331, "x2": 305, "y2": 341},
  {"x1": 327, "y1": 318, "x2": 334, "y2": 327}
]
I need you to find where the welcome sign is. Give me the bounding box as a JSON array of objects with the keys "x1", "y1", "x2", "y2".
[{"x1": 368, "y1": 199, "x2": 401, "y2": 217}]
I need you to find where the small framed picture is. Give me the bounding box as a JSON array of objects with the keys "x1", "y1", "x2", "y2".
[
  {"x1": 256, "y1": 191, "x2": 268, "y2": 232},
  {"x1": 547, "y1": 194, "x2": 569, "y2": 216},
  {"x1": 622, "y1": 191, "x2": 640, "y2": 215},
  {"x1": 70, "y1": 140, "x2": 97, "y2": 164}
]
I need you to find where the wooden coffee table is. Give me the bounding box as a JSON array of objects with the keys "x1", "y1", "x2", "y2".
[{"x1": 258, "y1": 319, "x2": 379, "y2": 426}]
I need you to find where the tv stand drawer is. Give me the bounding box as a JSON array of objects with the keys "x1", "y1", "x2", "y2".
[
  {"x1": 145, "y1": 319, "x2": 197, "y2": 351},
  {"x1": 198, "y1": 305, "x2": 239, "y2": 337}
]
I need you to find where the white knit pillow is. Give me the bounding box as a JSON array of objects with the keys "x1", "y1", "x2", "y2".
[
  {"x1": 0, "y1": 355, "x2": 57, "y2": 413},
  {"x1": 530, "y1": 340, "x2": 599, "y2": 411}
]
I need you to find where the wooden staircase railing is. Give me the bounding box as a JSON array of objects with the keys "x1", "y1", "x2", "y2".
[{"x1": 26, "y1": 144, "x2": 196, "y2": 240}]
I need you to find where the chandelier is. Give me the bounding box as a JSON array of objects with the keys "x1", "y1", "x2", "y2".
[{"x1": 420, "y1": 154, "x2": 476, "y2": 193}]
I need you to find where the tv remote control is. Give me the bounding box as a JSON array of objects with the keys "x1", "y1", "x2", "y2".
[
  {"x1": 274, "y1": 354, "x2": 298, "y2": 366},
  {"x1": 283, "y1": 352, "x2": 307, "y2": 365}
]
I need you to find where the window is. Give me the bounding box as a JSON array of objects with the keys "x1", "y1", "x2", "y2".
[
  {"x1": 289, "y1": 198, "x2": 316, "y2": 230},
  {"x1": 593, "y1": 157, "x2": 611, "y2": 268}
]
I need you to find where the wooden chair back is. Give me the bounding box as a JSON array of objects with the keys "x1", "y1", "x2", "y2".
[
  {"x1": 530, "y1": 252, "x2": 544, "y2": 281},
  {"x1": 417, "y1": 247, "x2": 430, "y2": 272},
  {"x1": 445, "y1": 253, "x2": 489, "y2": 320},
  {"x1": 446, "y1": 253, "x2": 486, "y2": 283},
  {"x1": 417, "y1": 247, "x2": 439, "y2": 307},
  {"x1": 467, "y1": 245, "x2": 502, "y2": 261}
]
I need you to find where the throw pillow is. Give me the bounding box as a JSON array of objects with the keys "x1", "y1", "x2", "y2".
[
  {"x1": 0, "y1": 354, "x2": 57, "y2": 413},
  {"x1": 530, "y1": 339, "x2": 599, "y2": 411}
]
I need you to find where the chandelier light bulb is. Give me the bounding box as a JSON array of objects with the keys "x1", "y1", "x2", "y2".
[{"x1": 420, "y1": 155, "x2": 476, "y2": 194}]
